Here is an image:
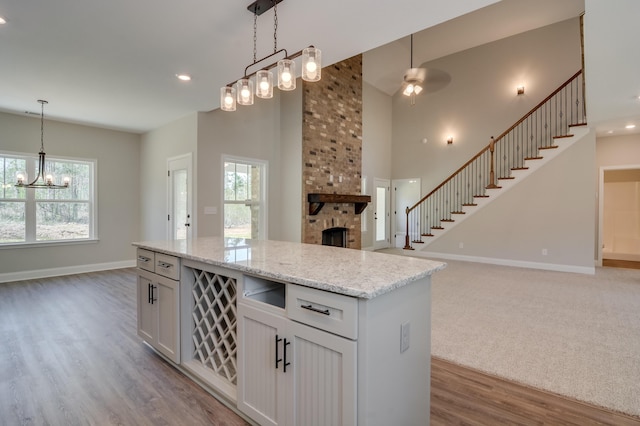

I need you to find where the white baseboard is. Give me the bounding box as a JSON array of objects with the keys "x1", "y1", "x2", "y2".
[
  {"x1": 410, "y1": 251, "x2": 595, "y2": 275},
  {"x1": 0, "y1": 260, "x2": 136, "y2": 284}
]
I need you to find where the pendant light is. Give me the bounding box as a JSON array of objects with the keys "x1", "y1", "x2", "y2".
[
  {"x1": 220, "y1": 0, "x2": 321, "y2": 111},
  {"x1": 15, "y1": 100, "x2": 70, "y2": 189}
]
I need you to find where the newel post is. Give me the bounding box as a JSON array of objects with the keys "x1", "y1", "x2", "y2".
[
  {"x1": 486, "y1": 136, "x2": 500, "y2": 189},
  {"x1": 403, "y1": 206, "x2": 414, "y2": 250}
]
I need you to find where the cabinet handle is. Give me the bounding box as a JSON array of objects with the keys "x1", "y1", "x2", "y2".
[
  {"x1": 150, "y1": 284, "x2": 157, "y2": 304},
  {"x1": 157, "y1": 261, "x2": 173, "y2": 270},
  {"x1": 275, "y1": 335, "x2": 283, "y2": 369},
  {"x1": 148, "y1": 283, "x2": 152, "y2": 303},
  {"x1": 283, "y1": 338, "x2": 291, "y2": 373},
  {"x1": 301, "y1": 304, "x2": 330, "y2": 316},
  {"x1": 138, "y1": 256, "x2": 150, "y2": 263}
]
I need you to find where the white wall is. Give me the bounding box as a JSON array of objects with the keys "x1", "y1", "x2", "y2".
[
  {"x1": 279, "y1": 89, "x2": 303, "y2": 243},
  {"x1": 0, "y1": 111, "x2": 140, "y2": 279},
  {"x1": 361, "y1": 81, "x2": 393, "y2": 249},
  {"x1": 139, "y1": 113, "x2": 198, "y2": 241}
]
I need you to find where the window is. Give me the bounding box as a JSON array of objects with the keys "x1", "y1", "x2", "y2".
[
  {"x1": 223, "y1": 157, "x2": 267, "y2": 240},
  {"x1": 0, "y1": 152, "x2": 95, "y2": 245}
]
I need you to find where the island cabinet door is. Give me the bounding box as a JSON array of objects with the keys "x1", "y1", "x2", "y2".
[
  {"x1": 237, "y1": 303, "x2": 288, "y2": 426},
  {"x1": 137, "y1": 273, "x2": 155, "y2": 343},
  {"x1": 287, "y1": 321, "x2": 357, "y2": 426}
]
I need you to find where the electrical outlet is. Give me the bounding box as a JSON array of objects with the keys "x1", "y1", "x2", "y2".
[
  {"x1": 459, "y1": 242, "x2": 464, "y2": 249},
  {"x1": 542, "y1": 248, "x2": 548, "y2": 256},
  {"x1": 400, "y1": 322, "x2": 410, "y2": 353}
]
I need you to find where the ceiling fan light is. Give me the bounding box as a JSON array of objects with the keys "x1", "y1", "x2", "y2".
[
  {"x1": 403, "y1": 84, "x2": 415, "y2": 96},
  {"x1": 302, "y1": 47, "x2": 321, "y2": 82},
  {"x1": 278, "y1": 59, "x2": 296, "y2": 91},
  {"x1": 413, "y1": 84, "x2": 423, "y2": 95},
  {"x1": 220, "y1": 86, "x2": 237, "y2": 111},
  {"x1": 256, "y1": 70, "x2": 274, "y2": 99}
]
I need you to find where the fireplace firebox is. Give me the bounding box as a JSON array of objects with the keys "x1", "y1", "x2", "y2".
[{"x1": 322, "y1": 227, "x2": 347, "y2": 248}]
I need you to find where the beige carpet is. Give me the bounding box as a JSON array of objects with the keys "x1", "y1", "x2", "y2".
[
  {"x1": 379, "y1": 249, "x2": 640, "y2": 417},
  {"x1": 432, "y1": 259, "x2": 640, "y2": 417}
]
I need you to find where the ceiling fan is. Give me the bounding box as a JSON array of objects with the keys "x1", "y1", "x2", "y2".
[{"x1": 402, "y1": 34, "x2": 426, "y2": 105}]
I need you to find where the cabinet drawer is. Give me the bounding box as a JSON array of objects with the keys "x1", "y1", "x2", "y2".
[
  {"x1": 136, "y1": 249, "x2": 155, "y2": 272},
  {"x1": 155, "y1": 253, "x2": 180, "y2": 281},
  {"x1": 287, "y1": 284, "x2": 358, "y2": 340}
]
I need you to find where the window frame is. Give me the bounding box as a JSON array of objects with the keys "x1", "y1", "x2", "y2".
[
  {"x1": 222, "y1": 155, "x2": 268, "y2": 241},
  {"x1": 0, "y1": 150, "x2": 98, "y2": 248}
]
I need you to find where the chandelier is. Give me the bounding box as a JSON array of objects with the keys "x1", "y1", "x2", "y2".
[
  {"x1": 220, "y1": 0, "x2": 321, "y2": 112},
  {"x1": 15, "y1": 100, "x2": 70, "y2": 189}
]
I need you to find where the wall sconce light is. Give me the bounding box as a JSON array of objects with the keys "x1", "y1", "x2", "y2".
[
  {"x1": 517, "y1": 85, "x2": 525, "y2": 95},
  {"x1": 447, "y1": 137, "x2": 453, "y2": 145}
]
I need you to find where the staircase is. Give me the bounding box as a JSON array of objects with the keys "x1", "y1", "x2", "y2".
[{"x1": 404, "y1": 70, "x2": 587, "y2": 251}]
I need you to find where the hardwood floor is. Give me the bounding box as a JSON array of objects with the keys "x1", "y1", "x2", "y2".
[
  {"x1": 603, "y1": 259, "x2": 640, "y2": 270},
  {"x1": 1, "y1": 269, "x2": 639, "y2": 425}
]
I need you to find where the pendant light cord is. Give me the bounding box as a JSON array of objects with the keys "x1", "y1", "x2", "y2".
[
  {"x1": 273, "y1": 0, "x2": 278, "y2": 53},
  {"x1": 39, "y1": 100, "x2": 47, "y2": 154}
]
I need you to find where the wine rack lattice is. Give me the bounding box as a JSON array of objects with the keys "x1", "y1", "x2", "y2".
[{"x1": 190, "y1": 268, "x2": 237, "y2": 385}]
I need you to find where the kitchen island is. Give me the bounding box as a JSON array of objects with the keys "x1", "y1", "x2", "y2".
[{"x1": 133, "y1": 237, "x2": 445, "y2": 426}]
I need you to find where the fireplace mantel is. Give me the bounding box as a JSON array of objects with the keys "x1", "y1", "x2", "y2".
[{"x1": 307, "y1": 193, "x2": 371, "y2": 215}]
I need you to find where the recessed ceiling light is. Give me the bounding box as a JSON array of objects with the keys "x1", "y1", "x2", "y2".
[
  {"x1": 0, "y1": 16, "x2": 7, "y2": 24},
  {"x1": 176, "y1": 74, "x2": 191, "y2": 81},
  {"x1": 607, "y1": 130, "x2": 614, "y2": 134},
  {"x1": 625, "y1": 124, "x2": 636, "y2": 129}
]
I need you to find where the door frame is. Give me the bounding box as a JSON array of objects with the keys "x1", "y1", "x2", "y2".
[
  {"x1": 597, "y1": 164, "x2": 640, "y2": 266},
  {"x1": 373, "y1": 178, "x2": 390, "y2": 250},
  {"x1": 167, "y1": 153, "x2": 194, "y2": 240}
]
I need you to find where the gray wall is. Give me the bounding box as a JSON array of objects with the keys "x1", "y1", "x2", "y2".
[
  {"x1": 0, "y1": 111, "x2": 140, "y2": 280},
  {"x1": 139, "y1": 113, "x2": 198, "y2": 241},
  {"x1": 196, "y1": 91, "x2": 297, "y2": 242},
  {"x1": 387, "y1": 18, "x2": 596, "y2": 269},
  {"x1": 362, "y1": 81, "x2": 393, "y2": 249},
  {"x1": 391, "y1": 18, "x2": 582, "y2": 190}
]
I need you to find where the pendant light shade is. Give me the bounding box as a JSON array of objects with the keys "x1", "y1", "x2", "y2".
[
  {"x1": 220, "y1": 86, "x2": 237, "y2": 111},
  {"x1": 302, "y1": 47, "x2": 321, "y2": 82},
  {"x1": 256, "y1": 69, "x2": 274, "y2": 98},
  {"x1": 277, "y1": 59, "x2": 296, "y2": 91},
  {"x1": 236, "y1": 78, "x2": 254, "y2": 105}
]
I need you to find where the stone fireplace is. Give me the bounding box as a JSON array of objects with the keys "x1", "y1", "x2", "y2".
[{"x1": 301, "y1": 54, "x2": 364, "y2": 249}]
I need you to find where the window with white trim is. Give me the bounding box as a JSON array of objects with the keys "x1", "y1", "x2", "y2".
[{"x1": 0, "y1": 152, "x2": 95, "y2": 245}]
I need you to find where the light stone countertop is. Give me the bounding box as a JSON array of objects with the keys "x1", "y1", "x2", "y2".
[{"x1": 133, "y1": 237, "x2": 446, "y2": 299}]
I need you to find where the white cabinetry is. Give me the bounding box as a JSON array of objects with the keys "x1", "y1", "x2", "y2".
[
  {"x1": 136, "y1": 248, "x2": 181, "y2": 363},
  {"x1": 237, "y1": 276, "x2": 356, "y2": 426}
]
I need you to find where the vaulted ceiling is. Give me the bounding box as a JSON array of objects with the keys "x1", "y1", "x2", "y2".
[{"x1": 1, "y1": 0, "x2": 636, "y2": 137}]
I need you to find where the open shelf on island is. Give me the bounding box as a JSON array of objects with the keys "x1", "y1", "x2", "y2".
[
  {"x1": 243, "y1": 275, "x2": 285, "y2": 309},
  {"x1": 307, "y1": 193, "x2": 371, "y2": 215}
]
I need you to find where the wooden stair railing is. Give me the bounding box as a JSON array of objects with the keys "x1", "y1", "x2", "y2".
[{"x1": 404, "y1": 70, "x2": 586, "y2": 250}]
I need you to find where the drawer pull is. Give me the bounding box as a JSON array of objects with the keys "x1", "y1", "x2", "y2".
[
  {"x1": 157, "y1": 261, "x2": 173, "y2": 269},
  {"x1": 301, "y1": 304, "x2": 330, "y2": 316},
  {"x1": 137, "y1": 256, "x2": 151, "y2": 263}
]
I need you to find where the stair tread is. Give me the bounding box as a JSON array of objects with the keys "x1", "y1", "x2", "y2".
[
  {"x1": 524, "y1": 156, "x2": 543, "y2": 160},
  {"x1": 421, "y1": 233, "x2": 434, "y2": 237},
  {"x1": 553, "y1": 134, "x2": 574, "y2": 139},
  {"x1": 512, "y1": 167, "x2": 529, "y2": 170},
  {"x1": 412, "y1": 240, "x2": 424, "y2": 244},
  {"x1": 441, "y1": 219, "x2": 455, "y2": 222},
  {"x1": 498, "y1": 177, "x2": 515, "y2": 180},
  {"x1": 474, "y1": 195, "x2": 490, "y2": 198},
  {"x1": 539, "y1": 145, "x2": 559, "y2": 150},
  {"x1": 569, "y1": 122, "x2": 587, "y2": 127},
  {"x1": 451, "y1": 211, "x2": 466, "y2": 214},
  {"x1": 462, "y1": 203, "x2": 478, "y2": 206},
  {"x1": 432, "y1": 226, "x2": 444, "y2": 230}
]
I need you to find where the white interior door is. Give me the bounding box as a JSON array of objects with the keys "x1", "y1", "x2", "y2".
[
  {"x1": 393, "y1": 179, "x2": 421, "y2": 248},
  {"x1": 373, "y1": 178, "x2": 390, "y2": 250},
  {"x1": 167, "y1": 153, "x2": 193, "y2": 240}
]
